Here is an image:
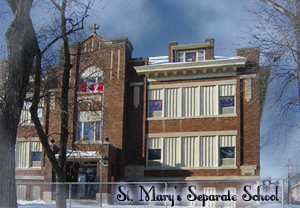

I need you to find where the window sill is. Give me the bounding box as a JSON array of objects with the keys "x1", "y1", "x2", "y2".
[
  {"x1": 147, "y1": 114, "x2": 237, "y2": 121},
  {"x1": 16, "y1": 167, "x2": 41, "y2": 170},
  {"x1": 77, "y1": 92, "x2": 103, "y2": 94},
  {"x1": 145, "y1": 166, "x2": 238, "y2": 170},
  {"x1": 75, "y1": 140, "x2": 109, "y2": 145},
  {"x1": 19, "y1": 122, "x2": 44, "y2": 126}
]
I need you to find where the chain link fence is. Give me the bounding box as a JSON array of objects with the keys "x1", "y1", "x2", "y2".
[{"x1": 16, "y1": 178, "x2": 300, "y2": 207}]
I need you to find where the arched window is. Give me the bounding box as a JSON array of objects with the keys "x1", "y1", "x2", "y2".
[{"x1": 79, "y1": 66, "x2": 103, "y2": 93}]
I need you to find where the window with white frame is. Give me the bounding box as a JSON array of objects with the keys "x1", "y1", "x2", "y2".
[
  {"x1": 219, "y1": 85, "x2": 236, "y2": 115},
  {"x1": 203, "y1": 187, "x2": 216, "y2": 207},
  {"x1": 148, "y1": 83, "x2": 236, "y2": 118},
  {"x1": 77, "y1": 111, "x2": 101, "y2": 141},
  {"x1": 146, "y1": 135, "x2": 236, "y2": 168},
  {"x1": 15, "y1": 141, "x2": 42, "y2": 168},
  {"x1": 148, "y1": 89, "x2": 163, "y2": 118},
  {"x1": 223, "y1": 187, "x2": 236, "y2": 207},
  {"x1": 147, "y1": 138, "x2": 162, "y2": 167},
  {"x1": 177, "y1": 50, "x2": 205, "y2": 62},
  {"x1": 20, "y1": 99, "x2": 44, "y2": 125},
  {"x1": 219, "y1": 135, "x2": 236, "y2": 166},
  {"x1": 79, "y1": 66, "x2": 103, "y2": 93},
  {"x1": 17, "y1": 186, "x2": 26, "y2": 200}
]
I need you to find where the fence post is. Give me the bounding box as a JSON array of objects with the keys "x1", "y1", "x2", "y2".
[{"x1": 69, "y1": 183, "x2": 72, "y2": 208}]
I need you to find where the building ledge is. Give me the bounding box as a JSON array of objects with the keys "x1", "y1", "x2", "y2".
[
  {"x1": 134, "y1": 57, "x2": 246, "y2": 81},
  {"x1": 15, "y1": 175, "x2": 44, "y2": 180}
]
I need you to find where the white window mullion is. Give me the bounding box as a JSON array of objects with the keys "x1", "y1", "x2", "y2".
[
  {"x1": 178, "y1": 88, "x2": 182, "y2": 117},
  {"x1": 27, "y1": 142, "x2": 30, "y2": 168},
  {"x1": 197, "y1": 136, "x2": 201, "y2": 167},
  {"x1": 162, "y1": 137, "x2": 165, "y2": 166},
  {"x1": 162, "y1": 89, "x2": 165, "y2": 117},
  {"x1": 215, "y1": 85, "x2": 219, "y2": 115},
  {"x1": 177, "y1": 137, "x2": 182, "y2": 167}
]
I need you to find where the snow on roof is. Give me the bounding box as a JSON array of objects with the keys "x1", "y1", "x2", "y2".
[
  {"x1": 66, "y1": 150, "x2": 100, "y2": 157},
  {"x1": 56, "y1": 150, "x2": 101, "y2": 160},
  {"x1": 214, "y1": 56, "x2": 245, "y2": 60},
  {"x1": 148, "y1": 56, "x2": 169, "y2": 65}
]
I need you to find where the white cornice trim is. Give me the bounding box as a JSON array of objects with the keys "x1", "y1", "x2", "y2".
[
  {"x1": 146, "y1": 72, "x2": 237, "y2": 82},
  {"x1": 135, "y1": 58, "x2": 246, "y2": 74},
  {"x1": 134, "y1": 58, "x2": 246, "y2": 81}
]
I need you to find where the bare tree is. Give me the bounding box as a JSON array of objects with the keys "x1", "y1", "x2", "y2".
[
  {"x1": 246, "y1": 0, "x2": 300, "y2": 147},
  {"x1": 0, "y1": 0, "x2": 92, "y2": 207},
  {"x1": 0, "y1": 1, "x2": 39, "y2": 207}
]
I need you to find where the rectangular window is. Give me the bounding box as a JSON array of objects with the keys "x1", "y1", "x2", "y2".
[
  {"x1": 148, "y1": 89, "x2": 163, "y2": 117},
  {"x1": 164, "y1": 88, "x2": 180, "y2": 117},
  {"x1": 177, "y1": 50, "x2": 205, "y2": 62},
  {"x1": 147, "y1": 149, "x2": 161, "y2": 167},
  {"x1": 17, "y1": 186, "x2": 26, "y2": 201},
  {"x1": 16, "y1": 141, "x2": 42, "y2": 168},
  {"x1": 203, "y1": 188, "x2": 216, "y2": 207},
  {"x1": 147, "y1": 135, "x2": 236, "y2": 168},
  {"x1": 148, "y1": 84, "x2": 236, "y2": 119},
  {"x1": 200, "y1": 86, "x2": 216, "y2": 116},
  {"x1": 31, "y1": 151, "x2": 42, "y2": 167},
  {"x1": 181, "y1": 137, "x2": 199, "y2": 167},
  {"x1": 77, "y1": 111, "x2": 101, "y2": 141},
  {"x1": 147, "y1": 138, "x2": 162, "y2": 167},
  {"x1": 77, "y1": 122, "x2": 101, "y2": 141},
  {"x1": 223, "y1": 187, "x2": 236, "y2": 207},
  {"x1": 200, "y1": 136, "x2": 218, "y2": 167},
  {"x1": 30, "y1": 186, "x2": 40, "y2": 201},
  {"x1": 219, "y1": 85, "x2": 236, "y2": 115},
  {"x1": 148, "y1": 100, "x2": 162, "y2": 117},
  {"x1": 182, "y1": 87, "x2": 198, "y2": 117},
  {"x1": 219, "y1": 135, "x2": 236, "y2": 166},
  {"x1": 20, "y1": 99, "x2": 44, "y2": 125}
]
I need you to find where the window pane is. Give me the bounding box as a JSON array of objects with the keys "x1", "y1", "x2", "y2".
[
  {"x1": 31, "y1": 152, "x2": 41, "y2": 161},
  {"x1": 84, "y1": 122, "x2": 94, "y2": 140},
  {"x1": 77, "y1": 122, "x2": 83, "y2": 140},
  {"x1": 149, "y1": 101, "x2": 162, "y2": 112},
  {"x1": 220, "y1": 96, "x2": 234, "y2": 108},
  {"x1": 177, "y1": 52, "x2": 184, "y2": 62},
  {"x1": 37, "y1": 108, "x2": 44, "y2": 118},
  {"x1": 185, "y1": 52, "x2": 196, "y2": 62},
  {"x1": 148, "y1": 149, "x2": 161, "y2": 160},
  {"x1": 197, "y1": 51, "x2": 204, "y2": 61},
  {"x1": 96, "y1": 122, "x2": 100, "y2": 141},
  {"x1": 220, "y1": 147, "x2": 235, "y2": 158}
]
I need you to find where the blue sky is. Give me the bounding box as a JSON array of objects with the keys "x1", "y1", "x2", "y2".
[{"x1": 1, "y1": 0, "x2": 298, "y2": 179}]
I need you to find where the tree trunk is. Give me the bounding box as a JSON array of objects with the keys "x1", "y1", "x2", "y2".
[
  {"x1": 0, "y1": 121, "x2": 17, "y2": 208},
  {"x1": 0, "y1": 0, "x2": 37, "y2": 207}
]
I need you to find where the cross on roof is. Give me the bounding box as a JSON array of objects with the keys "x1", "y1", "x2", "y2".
[{"x1": 89, "y1": 23, "x2": 99, "y2": 35}]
